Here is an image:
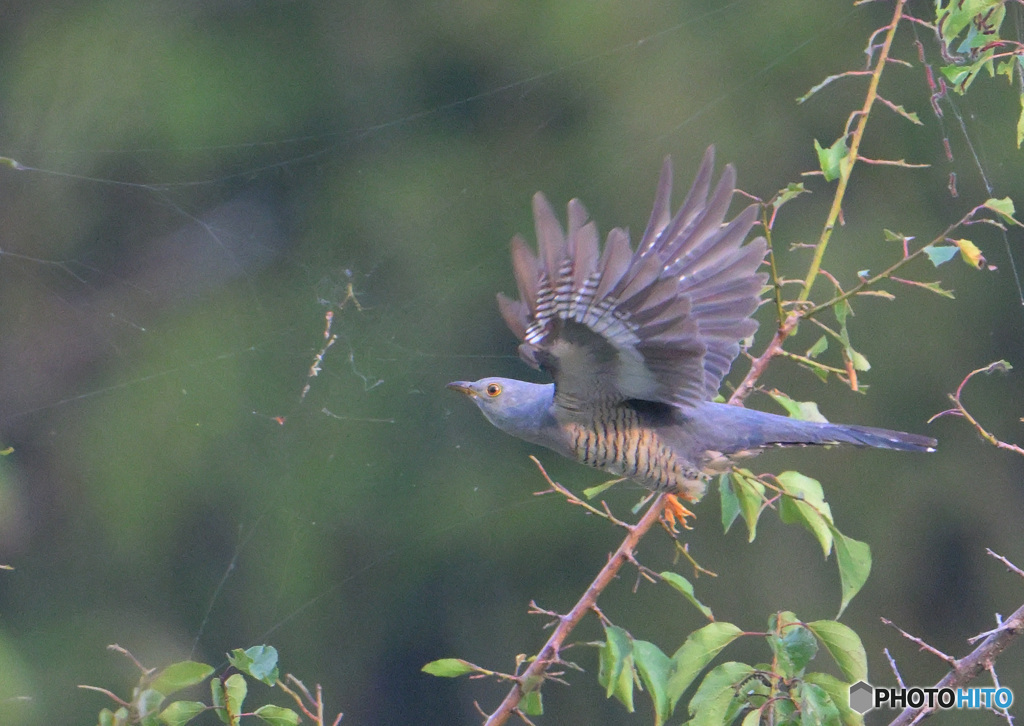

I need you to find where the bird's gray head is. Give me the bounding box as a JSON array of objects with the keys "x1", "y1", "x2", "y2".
[{"x1": 446, "y1": 378, "x2": 555, "y2": 443}]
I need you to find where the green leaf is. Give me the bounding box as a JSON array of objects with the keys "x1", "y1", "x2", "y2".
[
  {"x1": 688, "y1": 662, "x2": 756, "y2": 726},
  {"x1": 421, "y1": 658, "x2": 477, "y2": 677},
  {"x1": 768, "y1": 618, "x2": 818, "y2": 678},
  {"x1": 212, "y1": 674, "x2": 246, "y2": 723},
  {"x1": 633, "y1": 640, "x2": 673, "y2": 725},
  {"x1": 137, "y1": 689, "x2": 165, "y2": 719},
  {"x1": 772, "y1": 182, "x2": 810, "y2": 211},
  {"x1": 806, "y1": 336, "x2": 828, "y2": 359},
  {"x1": 151, "y1": 662, "x2": 215, "y2": 697},
  {"x1": 766, "y1": 391, "x2": 829, "y2": 423},
  {"x1": 984, "y1": 359, "x2": 1012, "y2": 374},
  {"x1": 953, "y1": 239, "x2": 986, "y2": 268},
  {"x1": 984, "y1": 196, "x2": 1018, "y2": 223},
  {"x1": 797, "y1": 73, "x2": 847, "y2": 104},
  {"x1": 228, "y1": 645, "x2": 279, "y2": 685},
  {"x1": 100, "y1": 707, "x2": 130, "y2": 726},
  {"x1": 159, "y1": 701, "x2": 207, "y2": 726},
  {"x1": 939, "y1": 63, "x2": 972, "y2": 91},
  {"x1": 667, "y1": 622, "x2": 743, "y2": 706},
  {"x1": 806, "y1": 621, "x2": 868, "y2": 682},
  {"x1": 1018, "y1": 93, "x2": 1024, "y2": 148},
  {"x1": 829, "y1": 527, "x2": 872, "y2": 617},
  {"x1": 814, "y1": 137, "x2": 849, "y2": 182},
  {"x1": 741, "y1": 708, "x2": 762, "y2": 726},
  {"x1": 847, "y1": 347, "x2": 870, "y2": 372},
  {"x1": 599, "y1": 625, "x2": 635, "y2": 711},
  {"x1": 777, "y1": 471, "x2": 833, "y2": 557},
  {"x1": 800, "y1": 682, "x2": 841, "y2": 726},
  {"x1": 912, "y1": 280, "x2": 956, "y2": 299},
  {"x1": 729, "y1": 469, "x2": 766, "y2": 542},
  {"x1": 804, "y1": 672, "x2": 865, "y2": 726},
  {"x1": 923, "y1": 244, "x2": 958, "y2": 267},
  {"x1": 253, "y1": 705, "x2": 301, "y2": 726},
  {"x1": 719, "y1": 474, "x2": 741, "y2": 533},
  {"x1": 887, "y1": 102, "x2": 922, "y2": 125},
  {"x1": 225, "y1": 674, "x2": 247, "y2": 718},
  {"x1": 520, "y1": 689, "x2": 543, "y2": 716},
  {"x1": 210, "y1": 679, "x2": 228, "y2": 724},
  {"x1": 660, "y1": 571, "x2": 713, "y2": 619},
  {"x1": 833, "y1": 299, "x2": 850, "y2": 335},
  {"x1": 801, "y1": 358, "x2": 831, "y2": 383},
  {"x1": 936, "y1": 0, "x2": 1003, "y2": 50},
  {"x1": 583, "y1": 477, "x2": 622, "y2": 499}
]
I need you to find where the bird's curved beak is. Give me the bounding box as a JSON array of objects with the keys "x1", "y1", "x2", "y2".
[{"x1": 446, "y1": 381, "x2": 476, "y2": 397}]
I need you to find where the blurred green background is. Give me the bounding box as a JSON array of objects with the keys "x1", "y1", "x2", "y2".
[{"x1": 0, "y1": 1, "x2": 1022, "y2": 723}]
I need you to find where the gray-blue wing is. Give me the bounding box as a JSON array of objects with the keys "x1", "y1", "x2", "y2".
[{"x1": 497, "y1": 147, "x2": 767, "y2": 411}]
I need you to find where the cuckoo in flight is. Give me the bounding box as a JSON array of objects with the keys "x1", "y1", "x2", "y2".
[{"x1": 448, "y1": 148, "x2": 936, "y2": 520}]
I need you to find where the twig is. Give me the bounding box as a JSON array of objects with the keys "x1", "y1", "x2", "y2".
[
  {"x1": 988, "y1": 548, "x2": 1024, "y2": 580},
  {"x1": 107, "y1": 643, "x2": 154, "y2": 676},
  {"x1": 883, "y1": 648, "x2": 907, "y2": 689},
  {"x1": 929, "y1": 361, "x2": 1023, "y2": 456},
  {"x1": 278, "y1": 674, "x2": 343, "y2": 726},
  {"x1": 481, "y1": 492, "x2": 668, "y2": 725},
  {"x1": 529, "y1": 456, "x2": 630, "y2": 528},
  {"x1": 880, "y1": 618, "x2": 956, "y2": 666},
  {"x1": 728, "y1": 313, "x2": 800, "y2": 405}
]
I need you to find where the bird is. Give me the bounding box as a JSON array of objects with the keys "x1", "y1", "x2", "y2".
[{"x1": 448, "y1": 147, "x2": 936, "y2": 521}]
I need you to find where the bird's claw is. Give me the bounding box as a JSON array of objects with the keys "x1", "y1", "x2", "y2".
[{"x1": 662, "y1": 494, "x2": 695, "y2": 533}]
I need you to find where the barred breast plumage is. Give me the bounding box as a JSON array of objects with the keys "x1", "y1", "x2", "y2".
[{"x1": 562, "y1": 403, "x2": 705, "y2": 499}]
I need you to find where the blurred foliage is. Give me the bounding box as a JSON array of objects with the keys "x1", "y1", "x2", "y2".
[{"x1": 0, "y1": 1, "x2": 1022, "y2": 725}]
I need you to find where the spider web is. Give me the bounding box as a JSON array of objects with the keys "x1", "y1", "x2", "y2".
[{"x1": 0, "y1": 3, "x2": 1022, "y2": 725}]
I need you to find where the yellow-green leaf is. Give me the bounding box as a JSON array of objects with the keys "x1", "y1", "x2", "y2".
[
  {"x1": 953, "y1": 239, "x2": 985, "y2": 268},
  {"x1": 814, "y1": 137, "x2": 849, "y2": 182},
  {"x1": 984, "y1": 196, "x2": 1018, "y2": 224},
  {"x1": 422, "y1": 658, "x2": 477, "y2": 677}
]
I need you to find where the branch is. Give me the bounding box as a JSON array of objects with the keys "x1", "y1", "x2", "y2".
[
  {"x1": 482, "y1": 491, "x2": 668, "y2": 725},
  {"x1": 728, "y1": 313, "x2": 800, "y2": 404},
  {"x1": 929, "y1": 360, "x2": 1023, "y2": 457},
  {"x1": 804, "y1": 203, "x2": 990, "y2": 317},
  {"x1": 885, "y1": 599, "x2": 1024, "y2": 726},
  {"x1": 799, "y1": 0, "x2": 908, "y2": 302}
]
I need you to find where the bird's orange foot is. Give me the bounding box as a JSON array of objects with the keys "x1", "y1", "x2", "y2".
[{"x1": 662, "y1": 494, "x2": 695, "y2": 533}]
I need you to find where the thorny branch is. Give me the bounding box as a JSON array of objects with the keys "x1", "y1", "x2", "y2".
[
  {"x1": 798, "y1": 0, "x2": 908, "y2": 303},
  {"x1": 482, "y1": 485, "x2": 668, "y2": 726},
  {"x1": 885, "y1": 552, "x2": 1024, "y2": 726},
  {"x1": 728, "y1": 0, "x2": 901, "y2": 405}
]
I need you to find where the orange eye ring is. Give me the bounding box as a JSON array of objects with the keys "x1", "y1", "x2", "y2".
[{"x1": 485, "y1": 382, "x2": 502, "y2": 397}]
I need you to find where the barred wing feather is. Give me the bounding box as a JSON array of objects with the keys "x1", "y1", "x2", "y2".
[{"x1": 496, "y1": 147, "x2": 767, "y2": 412}]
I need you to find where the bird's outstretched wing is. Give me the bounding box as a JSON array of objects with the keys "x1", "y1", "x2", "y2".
[{"x1": 497, "y1": 147, "x2": 767, "y2": 411}]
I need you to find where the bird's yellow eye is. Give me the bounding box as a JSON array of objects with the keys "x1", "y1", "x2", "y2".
[{"x1": 485, "y1": 382, "x2": 502, "y2": 397}]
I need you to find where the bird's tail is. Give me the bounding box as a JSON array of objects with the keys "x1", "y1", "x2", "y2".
[
  {"x1": 796, "y1": 421, "x2": 936, "y2": 452},
  {"x1": 691, "y1": 402, "x2": 937, "y2": 454}
]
